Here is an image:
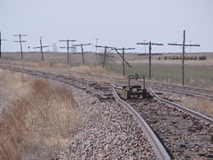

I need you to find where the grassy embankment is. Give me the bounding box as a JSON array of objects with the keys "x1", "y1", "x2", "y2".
[{"x1": 0, "y1": 69, "x2": 82, "y2": 160}]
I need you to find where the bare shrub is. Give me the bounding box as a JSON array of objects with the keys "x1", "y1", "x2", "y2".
[{"x1": 0, "y1": 78, "x2": 82, "y2": 160}]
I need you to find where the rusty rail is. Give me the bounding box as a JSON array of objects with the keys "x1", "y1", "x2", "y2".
[
  {"x1": 112, "y1": 88, "x2": 171, "y2": 160},
  {"x1": 149, "y1": 88, "x2": 213, "y2": 124}
]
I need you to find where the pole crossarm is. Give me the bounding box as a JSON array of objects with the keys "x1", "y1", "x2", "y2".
[
  {"x1": 14, "y1": 40, "x2": 27, "y2": 43},
  {"x1": 59, "y1": 40, "x2": 77, "y2": 49},
  {"x1": 60, "y1": 46, "x2": 75, "y2": 49},
  {"x1": 59, "y1": 40, "x2": 76, "y2": 42},
  {"x1": 0, "y1": 32, "x2": 7, "y2": 58},
  {"x1": 13, "y1": 34, "x2": 27, "y2": 37},
  {"x1": 33, "y1": 45, "x2": 49, "y2": 49},
  {"x1": 137, "y1": 42, "x2": 163, "y2": 46},
  {"x1": 73, "y1": 43, "x2": 92, "y2": 47},
  {"x1": 95, "y1": 45, "x2": 113, "y2": 68},
  {"x1": 137, "y1": 41, "x2": 163, "y2": 79},
  {"x1": 185, "y1": 44, "x2": 200, "y2": 47},
  {"x1": 95, "y1": 45, "x2": 113, "y2": 49},
  {"x1": 0, "y1": 32, "x2": 7, "y2": 42},
  {"x1": 168, "y1": 30, "x2": 200, "y2": 86},
  {"x1": 33, "y1": 38, "x2": 49, "y2": 61},
  {"x1": 136, "y1": 42, "x2": 149, "y2": 45},
  {"x1": 72, "y1": 43, "x2": 92, "y2": 64},
  {"x1": 59, "y1": 39, "x2": 77, "y2": 64},
  {"x1": 168, "y1": 43, "x2": 200, "y2": 47},
  {"x1": 13, "y1": 34, "x2": 27, "y2": 60},
  {"x1": 115, "y1": 47, "x2": 135, "y2": 50}
]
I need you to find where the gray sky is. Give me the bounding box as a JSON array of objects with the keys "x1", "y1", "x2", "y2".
[{"x1": 0, "y1": 0, "x2": 212, "y2": 53}]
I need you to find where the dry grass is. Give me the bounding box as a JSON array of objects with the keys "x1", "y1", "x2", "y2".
[
  {"x1": 183, "y1": 97, "x2": 213, "y2": 119},
  {"x1": 71, "y1": 65, "x2": 107, "y2": 74},
  {"x1": 0, "y1": 69, "x2": 31, "y2": 111},
  {"x1": 36, "y1": 61, "x2": 70, "y2": 69},
  {"x1": 71, "y1": 65, "x2": 124, "y2": 84},
  {"x1": 0, "y1": 74, "x2": 82, "y2": 160}
]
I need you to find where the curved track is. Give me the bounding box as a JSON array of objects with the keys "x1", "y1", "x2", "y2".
[{"x1": 0, "y1": 61, "x2": 213, "y2": 159}]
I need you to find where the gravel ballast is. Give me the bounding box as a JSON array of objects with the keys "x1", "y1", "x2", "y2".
[{"x1": 56, "y1": 87, "x2": 156, "y2": 159}]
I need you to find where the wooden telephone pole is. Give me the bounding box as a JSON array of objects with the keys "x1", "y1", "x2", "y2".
[
  {"x1": 95, "y1": 45, "x2": 112, "y2": 68},
  {"x1": 137, "y1": 41, "x2": 163, "y2": 79},
  {"x1": 34, "y1": 37, "x2": 49, "y2": 61},
  {"x1": 168, "y1": 30, "x2": 200, "y2": 86},
  {"x1": 59, "y1": 39, "x2": 76, "y2": 64},
  {"x1": 73, "y1": 43, "x2": 91, "y2": 64},
  {"x1": 113, "y1": 47, "x2": 134, "y2": 76},
  {"x1": 0, "y1": 32, "x2": 7, "y2": 58},
  {"x1": 14, "y1": 34, "x2": 27, "y2": 60}
]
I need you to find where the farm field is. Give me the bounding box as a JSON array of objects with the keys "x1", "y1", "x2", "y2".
[{"x1": 1, "y1": 51, "x2": 213, "y2": 88}]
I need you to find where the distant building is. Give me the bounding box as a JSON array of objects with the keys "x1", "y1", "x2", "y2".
[
  {"x1": 71, "y1": 46, "x2": 77, "y2": 53},
  {"x1": 51, "y1": 43, "x2": 58, "y2": 52}
]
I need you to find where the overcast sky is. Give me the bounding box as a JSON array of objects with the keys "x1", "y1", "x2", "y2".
[{"x1": 0, "y1": 0, "x2": 212, "y2": 53}]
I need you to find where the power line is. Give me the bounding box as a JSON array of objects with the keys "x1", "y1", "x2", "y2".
[
  {"x1": 59, "y1": 39, "x2": 76, "y2": 64},
  {"x1": 0, "y1": 31, "x2": 7, "y2": 58},
  {"x1": 34, "y1": 37, "x2": 49, "y2": 61},
  {"x1": 73, "y1": 43, "x2": 91, "y2": 64},
  {"x1": 168, "y1": 30, "x2": 200, "y2": 86},
  {"x1": 137, "y1": 41, "x2": 163, "y2": 79},
  {"x1": 14, "y1": 34, "x2": 27, "y2": 60}
]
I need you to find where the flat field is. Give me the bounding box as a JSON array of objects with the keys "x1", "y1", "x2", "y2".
[{"x1": 1, "y1": 51, "x2": 213, "y2": 88}]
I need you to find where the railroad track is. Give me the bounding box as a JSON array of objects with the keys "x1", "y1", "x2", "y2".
[
  {"x1": 124, "y1": 93, "x2": 213, "y2": 159},
  {"x1": 149, "y1": 82, "x2": 213, "y2": 100},
  {"x1": 1, "y1": 60, "x2": 213, "y2": 100},
  {"x1": 0, "y1": 61, "x2": 213, "y2": 159}
]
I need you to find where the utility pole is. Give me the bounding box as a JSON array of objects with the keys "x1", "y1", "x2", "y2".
[
  {"x1": 73, "y1": 43, "x2": 91, "y2": 65},
  {"x1": 113, "y1": 47, "x2": 134, "y2": 76},
  {"x1": 14, "y1": 34, "x2": 27, "y2": 60},
  {"x1": 0, "y1": 32, "x2": 7, "y2": 58},
  {"x1": 59, "y1": 39, "x2": 76, "y2": 64},
  {"x1": 137, "y1": 41, "x2": 163, "y2": 79},
  {"x1": 33, "y1": 37, "x2": 49, "y2": 61},
  {"x1": 168, "y1": 30, "x2": 200, "y2": 86},
  {"x1": 95, "y1": 45, "x2": 112, "y2": 68}
]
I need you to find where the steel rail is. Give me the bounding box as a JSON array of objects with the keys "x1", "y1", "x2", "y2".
[
  {"x1": 112, "y1": 88, "x2": 171, "y2": 160},
  {"x1": 147, "y1": 81, "x2": 213, "y2": 95},
  {"x1": 151, "y1": 85, "x2": 213, "y2": 99},
  {"x1": 149, "y1": 88, "x2": 213, "y2": 124},
  {"x1": 151, "y1": 86, "x2": 206, "y2": 98},
  {"x1": 86, "y1": 84, "x2": 109, "y2": 99}
]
